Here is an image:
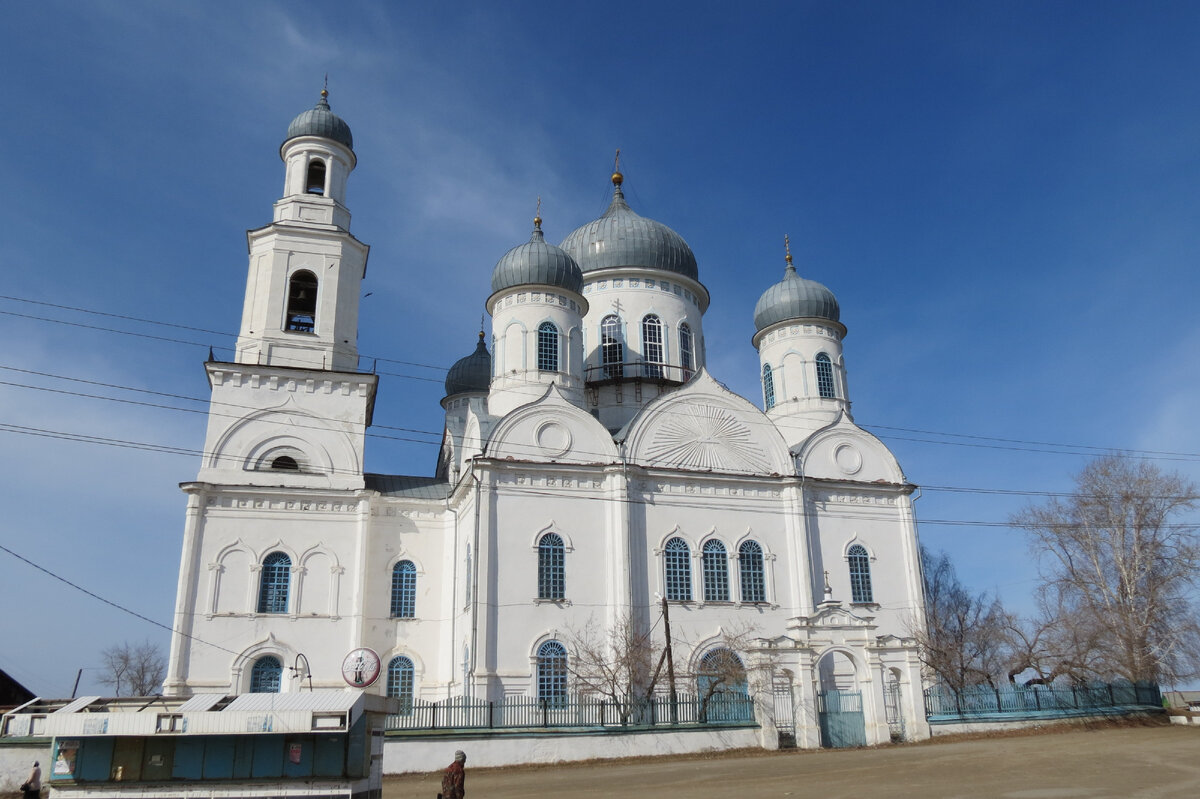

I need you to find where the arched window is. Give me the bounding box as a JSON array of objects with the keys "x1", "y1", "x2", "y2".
[
  {"x1": 664, "y1": 537, "x2": 692, "y2": 601},
  {"x1": 762, "y1": 363, "x2": 776, "y2": 410},
  {"x1": 601, "y1": 315, "x2": 623, "y2": 379},
  {"x1": 538, "y1": 533, "x2": 565, "y2": 600},
  {"x1": 537, "y1": 322, "x2": 559, "y2": 372},
  {"x1": 702, "y1": 540, "x2": 729, "y2": 602},
  {"x1": 270, "y1": 455, "x2": 299, "y2": 471},
  {"x1": 679, "y1": 323, "x2": 694, "y2": 379},
  {"x1": 305, "y1": 159, "x2": 327, "y2": 195},
  {"x1": 816, "y1": 353, "x2": 836, "y2": 399},
  {"x1": 250, "y1": 656, "x2": 282, "y2": 693},
  {"x1": 387, "y1": 656, "x2": 415, "y2": 713},
  {"x1": 285, "y1": 270, "x2": 318, "y2": 333},
  {"x1": 536, "y1": 641, "x2": 568, "y2": 706},
  {"x1": 391, "y1": 561, "x2": 416, "y2": 618},
  {"x1": 739, "y1": 540, "x2": 766, "y2": 603},
  {"x1": 697, "y1": 648, "x2": 747, "y2": 697},
  {"x1": 848, "y1": 544, "x2": 873, "y2": 603},
  {"x1": 257, "y1": 552, "x2": 291, "y2": 614},
  {"x1": 641, "y1": 315, "x2": 664, "y2": 378}
]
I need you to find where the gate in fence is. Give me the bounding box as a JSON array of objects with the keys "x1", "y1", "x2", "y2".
[
  {"x1": 817, "y1": 689, "x2": 865, "y2": 749},
  {"x1": 883, "y1": 680, "x2": 905, "y2": 741},
  {"x1": 772, "y1": 683, "x2": 795, "y2": 745}
]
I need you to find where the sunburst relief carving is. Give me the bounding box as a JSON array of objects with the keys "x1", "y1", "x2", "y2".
[{"x1": 643, "y1": 404, "x2": 766, "y2": 473}]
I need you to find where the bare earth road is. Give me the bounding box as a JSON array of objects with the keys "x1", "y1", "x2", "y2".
[{"x1": 385, "y1": 724, "x2": 1200, "y2": 799}]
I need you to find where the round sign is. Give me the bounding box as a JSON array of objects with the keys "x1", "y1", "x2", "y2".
[{"x1": 341, "y1": 647, "x2": 381, "y2": 688}]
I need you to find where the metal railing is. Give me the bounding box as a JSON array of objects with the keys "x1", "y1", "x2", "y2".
[
  {"x1": 584, "y1": 362, "x2": 693, "y2": 384},
  {"x1": 384, "y1": 692, "x2": 756, "y2": 732},
  {"x1": 924, "y1": 681, "x2": 1161, "y2": 719}
]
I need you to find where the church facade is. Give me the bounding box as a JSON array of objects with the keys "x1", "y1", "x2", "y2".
[{"x1": 163, "y1": 92, "x2": 930, "y2": 748}]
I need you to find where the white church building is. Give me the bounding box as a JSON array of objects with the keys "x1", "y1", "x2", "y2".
[{"x1": 163, "y1": 91, "x2": 930, "y2": 750}]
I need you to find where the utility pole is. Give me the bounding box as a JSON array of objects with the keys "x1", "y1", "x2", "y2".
[{"x1": 661, "y1": 596, "x2": 678, "y2": 723}]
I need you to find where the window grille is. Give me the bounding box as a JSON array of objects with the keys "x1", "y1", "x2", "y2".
[
  {"x1": 679, "y1": 323, "x2": 694, "y2": 379},
  {"x1": 702, "y1": 540, "x2": 729, "y2": 601},
  {"x1": 697, "y1": 648, "x2": 746, "y2": 697},
  {"x1": 285, "y1": 271, "x2": 318, "y2": 333},
  {"x1": 601, "y1": 315, "x2": 623, "y2": 378},
  {"x1": 848, "y1": 544, "x2": 873, "y2": 603},
  {"x1": 391, "y1": 561, "x2": 417, "y2": 618},
  {"x1": 642, "y1": 315, "x2": 663, "y2": 378},
  {"x1": 816, "y1": 353, "x2": 836, "y2": 399},
  {"x1": 763, "y1": 363, "x2": 776, "y2": 410},
  {"x1": 250, "y1": 656, "x2": 282, "y2": 693},
  {"x1": 387, "y1": 656, "x2": 415, "y2": 714},
  {"x1": 536, "y1": 641, "x2": 568, "y2": 706},
  {"x1": 538, "y1": 533, "x2": 565, "y2": 599},
  {"x1": 257, "y1": 552, "x2": 291, "y2": 613},
  {"x1": 537, "y1": 322, "x2": 559, "y2": 372},
  {"x1": 664, "y1": 537, "x2": 692, "y2": 601},
  {"x1": 739, "y1": 540, "x2": 766, "y2": 603}
]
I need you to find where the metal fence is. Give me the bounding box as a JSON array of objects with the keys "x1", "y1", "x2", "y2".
[
  {"x1": 384, "y1": 692, "x2": 756, "y2": 732},
  {"x1": 924, "y1": 681, "x2": 1161, "y2": 719}
]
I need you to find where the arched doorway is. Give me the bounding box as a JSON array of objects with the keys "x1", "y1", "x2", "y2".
[
  {"x1": 815, "y1": 650, "x2": 865, "y2": 748},
  {"x1": 883, "y1": 667, "x2": 906, "y2": 741}
]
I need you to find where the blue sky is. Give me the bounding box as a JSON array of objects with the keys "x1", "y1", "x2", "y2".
[{"x1": 2, "y1": 1, "x2": 1199, "y2": 697}]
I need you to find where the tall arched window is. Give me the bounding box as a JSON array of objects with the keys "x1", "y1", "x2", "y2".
[
  {"x1": 537, "y1": 322, "x2": 559, "y2": 372},
  {"x1": 848, "y1": 544, "x2": 873, "y2": 603},
  {"x1": 816, "y1": 353, "x2": 836, "y2": 399},
  {"x1": 536, "y1": 641, "x2": 568, "y2": 706},
  {"x1": 697, "y1": 648, "x2": 747, "y2": 697},
  {"x1": 285, "y1": 270, "x2": 318, "y2": 333},
  {"x1": 391, "y1": 561, "x2": 417, "y2": 618},
  {"x1": 641, "y1": 315, "x2": 664, "y2": 378},
  {"x1": 305, "y1": 159, "x2": 327, "y2": 195},
  {"x1": 664, "y1": 537, "x2": 692, "y2": 601},
  {"x1": 739, "y1": 540, "x2": 766, "y2": 603},
  {"x1": 538, "y1": 533, "x2": 565, "y2": 600},
  {"x1": 250, "y1": 656, "x2": 282, "y2": 693},
  {"x1": 257, "y1": 552, "x2": 291, "y2": 614},
  {"x1": 601, "y1": 315, "x2": 623, "y2": 379},
  {"x1": 679, "y1": 323, "x2": 694, "y2": 379},
  {"x1": 762, "y1": 363, "x2": 776, "y2": 410},
  {"x1": 387, "y1": 656, "x2": 415, "y2": 713},
  {"x1": 702, "y1": 540, "x2": 729, "y2": 602}
]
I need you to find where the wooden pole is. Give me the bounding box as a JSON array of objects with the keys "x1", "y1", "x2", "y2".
[{"x1": 662, "y1": 596, "x2": 678, "y2": 723}]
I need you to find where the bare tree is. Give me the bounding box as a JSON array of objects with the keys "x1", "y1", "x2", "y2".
[
  {"x1": 677, "y1": 623, "x2": 770, "y2": 722},
  {"x1": 915, "y1": 546, "x2": 1012, "y2": 693},
  {"x1": 563, "y1": 612, "x2": 661, "y2": 721},
  {"x1": 99, "y1": 640, "x2": 166, "y2": 696},
  {"x1": 1013, "y1": 455, "x2": 1200, "y2": 684}
]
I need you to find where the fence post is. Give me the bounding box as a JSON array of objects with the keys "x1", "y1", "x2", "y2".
[
  {"x1": 541, "y1": 699, "x2": 548, "y2": 728},
  {"x1": 432, "y1": 703, "x2": 438, "y2": 730},
  {"x1": 1071, "y1": 685, "x2": 1078, "y2": 708},
  {"x1": 995, "y1": 687, "x2": 1002, "y2": 712},
  {"x1": 488, "y1": 701, "x2": 494, "y2": 729},
  {"x1": 1108, "y1": 684, "x2": 1115, "y2": 706},
  {"x1": 1034, "y1": 688, "x2": 1041, "y2": 710}
]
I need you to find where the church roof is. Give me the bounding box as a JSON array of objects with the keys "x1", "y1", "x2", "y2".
[
  {"x1": 491, "y1": 224, "x2": 583, "y2": 295},
  {"x1": 364, "y1": 474, "x2": 451, "y2": 500},
  {"x1": 284, "y1": 90, "x2": 353, "y2": 151},
  {"x1": 753, "y1": 259, "x2": 840, "y2": 332},
  {"x1": 444, "y1": 333, "x2": 492, "y2": 396},
  {"x1": 560, "y1": 174, "x2": 699, "y2": 282}
]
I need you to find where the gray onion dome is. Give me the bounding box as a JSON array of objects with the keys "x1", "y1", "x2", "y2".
[
  {"x1": 491, "y1": 223, "x2": 584, "y2": 295},
  {"x1": 560, "y1": 174, "x2": 699, "y2": 281},
  {"x1": 444, "y1": 333, "x2": 491, "y2": 396},
  {"x1": 284, "y1": 90, "x2": 353, "y2": 151},
  {"x1": 753, "y1": 260, "x2": 840, "y2": 333}
]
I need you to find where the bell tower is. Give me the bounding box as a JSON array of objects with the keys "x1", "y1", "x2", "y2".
[{"x1": 234, "y1": 88, "x2": 369, "y2": 372}]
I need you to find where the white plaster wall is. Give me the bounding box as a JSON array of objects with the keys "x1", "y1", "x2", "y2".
[
  {"x1": 0, "y1": 743, "x2": 50, "y2": 793},
  {"x1": 488, "y1": 286, "x2": 586, "y2": 417},
  {"x1": 382, "y1": 727, "x2": 761, "y2": 774}
]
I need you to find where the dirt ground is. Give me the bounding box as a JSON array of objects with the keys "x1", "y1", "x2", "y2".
[{"x1": 384, "y1": 721, "x2": 1200, "y2": 798}]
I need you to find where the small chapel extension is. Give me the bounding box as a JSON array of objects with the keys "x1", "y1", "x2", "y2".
[{"x1": 164, "y1": 92, "x2": 930, "y2": 751}]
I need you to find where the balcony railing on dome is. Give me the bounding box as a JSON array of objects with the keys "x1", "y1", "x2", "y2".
[
  {"x1": 584, "y1": 361, "x2": 694, "y2": 385},
  {"x1": 384, "y1": 692, "x2": 755, "y2": 733}
]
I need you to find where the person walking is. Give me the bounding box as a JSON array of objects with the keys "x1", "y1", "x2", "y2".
[
  {"x1": 438, "y1": 750, "x2": 466, "y2": 799},
  {"x1": 20, "y1": 760, "x2": 41, "y2": 799}
]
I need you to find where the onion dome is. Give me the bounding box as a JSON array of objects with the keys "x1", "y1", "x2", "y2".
[
  {"x1": 444, "y1": 332, "x2": 491, "y2": 396},
  {"x1": 491, "y1": 214, "x2": 584, "y2": 295},
  {"x1": 753, "y1": 243, "x2": 840, "y2": 332},
  {"x1": 560, "y1": 171, "x2": 699, "y2": 281},
  {"x1": 284, "y1": 89, "x2": 353, "y2": 151}
]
